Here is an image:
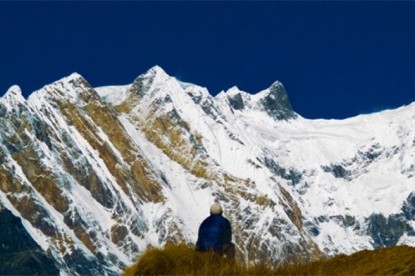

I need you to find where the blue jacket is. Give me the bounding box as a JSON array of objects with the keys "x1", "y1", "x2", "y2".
[{"x1": 196, "y1": 214, "x2": 232, "y2": 252}]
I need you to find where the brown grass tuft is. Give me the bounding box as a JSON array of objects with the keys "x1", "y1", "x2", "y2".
[
  {"x1": 124, "y1": 244, "x2": 240, "y2": 276},
  {"x1": 124, "y1": 244, "x2": 415, "y2": 275}
]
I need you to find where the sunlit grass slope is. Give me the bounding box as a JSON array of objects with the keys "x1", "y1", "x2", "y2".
[{"x1": 124, "y1": 244, "x2": 415, "y2": 275}]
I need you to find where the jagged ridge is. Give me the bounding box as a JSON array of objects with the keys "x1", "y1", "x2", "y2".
[{"x1": 0, "y1": 66, "x2": 414, "y2": 274}]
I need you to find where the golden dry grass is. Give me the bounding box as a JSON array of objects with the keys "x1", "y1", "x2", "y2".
[{"x1": 124, "y1": 243, "x2": 415, "y2": 275}]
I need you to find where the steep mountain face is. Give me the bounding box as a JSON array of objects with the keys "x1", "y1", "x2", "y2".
[{"x1": 0, "y1": 66, "x2": 414, "y2": 274}]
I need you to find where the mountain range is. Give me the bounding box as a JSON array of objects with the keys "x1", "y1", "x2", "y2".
[{"x1": 0, "y1": 66, "x2": 414, "y2": 274}]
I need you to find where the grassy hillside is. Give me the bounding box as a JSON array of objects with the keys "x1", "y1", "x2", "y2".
[{"x1": 124, "y1": 244, "x2": 415, "y2": 275}]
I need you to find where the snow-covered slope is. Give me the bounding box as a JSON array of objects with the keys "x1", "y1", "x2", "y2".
[{"x1": 0, "y1": 66, "x2": 414, "y2": 274}]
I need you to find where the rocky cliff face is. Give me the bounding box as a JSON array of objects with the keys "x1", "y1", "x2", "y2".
[{"x1": 0, "y1": 66, "x2": 414, "y2": 274}]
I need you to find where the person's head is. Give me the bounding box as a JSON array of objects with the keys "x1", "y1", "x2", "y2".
[{"x1": 210, "y1": 203, "x2": 223, "y2": 215}]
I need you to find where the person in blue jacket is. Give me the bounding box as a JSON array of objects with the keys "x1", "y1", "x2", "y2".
[{"x1": 196, "y1": 203, "x2": 235, "y2": 259}]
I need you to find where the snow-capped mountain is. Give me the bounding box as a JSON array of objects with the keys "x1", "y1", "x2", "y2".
[{"x1": 0, "y1": 66, "x2": 414, "y2": 274}]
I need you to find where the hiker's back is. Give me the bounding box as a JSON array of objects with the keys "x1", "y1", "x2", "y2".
[
  {"x1": 197, "y1": 214, "x2": 231, "y2": 252},
  {"x1": 196, "y1": 203, "x2": 233, "y2": 258}
]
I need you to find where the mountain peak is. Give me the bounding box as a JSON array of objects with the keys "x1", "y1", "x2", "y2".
[
  {"x1": 225, "y1": 86, "x2": 241, "y2": 96},
  {"x1": 255, "y1": 81, "x2": 297, "y2": 120},
  {"x1": 28, "y1": 72, "x2": 95, "y2": 105},
  {"x1": 58, "y1": 72, "x2": 86, "y2": 86},
  {"x1": 2, "y1": 85, "x2": 26, "y2": 105},
  {"x1": 130, "y1": 65, "x2": 174, "y2": 99},
  {"x1": 67, "y1": 72, "x2": 83, "y2": 80},
  {"x1": 5, "y1": 84, "x2": 23, "y2": 97},
  {"x1": 224, "y1": 86, "x2": 247, "y2": 111},
  {"x1": 270, "y1": 80, "x2": 284, "y2": 89},
  {"x1": 36, "y1": 72, "x2": 88, "y2": 92},
  {"x1": 145, "y1": 65, "x2": 170, "y2": 80},
  {"x1": 148, "y1": 65, "x2": 166, "y2": 73}
]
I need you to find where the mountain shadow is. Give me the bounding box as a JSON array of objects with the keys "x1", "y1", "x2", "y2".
[{"x1": 0, "y1": 208, "x2": 60, "y2": 275}]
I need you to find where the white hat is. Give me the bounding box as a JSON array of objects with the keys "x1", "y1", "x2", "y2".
[{"x1": 210, "y1": 203, "x2": 223, "y2": 215}]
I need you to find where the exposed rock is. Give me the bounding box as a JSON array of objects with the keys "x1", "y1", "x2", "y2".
[
  {"x1": 228, "y1": 93, "x2": 244, "y2": 110},
  {"x1": 259, "y1": 82, "x2": 297, "y2": 120},
  {"x1": 366, "y1": 213, "x2": 413, "y2": 248},
  {"x1": 402, "y1": 192, "x2": 415, "y2": 220}
]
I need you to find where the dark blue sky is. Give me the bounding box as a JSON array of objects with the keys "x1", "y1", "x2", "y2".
[{"x1": 1, "y1": 2, "x2": 415, "y2": 119}]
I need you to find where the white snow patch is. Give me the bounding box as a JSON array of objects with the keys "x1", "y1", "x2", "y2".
[{"x1": 95, "y1": 85, "x2": 130, "y2": 106}]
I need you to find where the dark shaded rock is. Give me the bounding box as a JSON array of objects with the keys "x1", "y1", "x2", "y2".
[
  {"x1": 262, "y1": 157, "x2": 302, "y2": 185},
  {"x1": 343, "y1": 215, "x2": 356, "y2": 227},
  {"x1": 201, "y1": 99, "x2": 221, "y2": 120},
  {"x1": 188, "y1": 91, "x2": 225, "y2": 122},
  {"x1": 401, "y1": 164, "x2": 415, "y2": 178},
  {"x1": 187, "y1": 92, "x2": 203, "y2": 105},
  {"x1": 0, "y1": 103, "x2": 7, "y2": 117},
  {"x1": 0, "y1": 208, "x2": 60, "y2": 275},
  {"x1": 366, "y1": 213, "x2": 413, "y2": 248},
  {"x1": 268, "y1": 218, "x2": 286, "y2": 239},
  {"x1": 32, "y1": 119, "x2": 53, "y2": 150},
  {"x1": 130, "y1": 78, "x2": 150, "y2": 99},
  {"x1": 130, "y1": 68, "x2": 162, "y2": 99},
  {"x1": 228, "y1": 93, "x2": 244, "y2": 110},
  {"x1": 304, "y1": 221, "x2": 320, "y2": 236},
  {"x1": 359, "y1": 143, "x2": 382, "y2": 161},
  {"x1": 154, "y1": 95, "x2": 173, "y2": 106},
  {"x1": 402, "y1": 192, "x2": 415, "y2": 220},
  {"x1": 322, "y1": 164, "x2": 350, "y2": 179},
  {"x1": 3, "y1": 139, "x2": 21, "y2": 154},
  {"x1": 62, "y1": 249, "x2": 111, "y2": 276},
  {"x1": 259, "y1": 82, "x2": 297, "y2": 120}
]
